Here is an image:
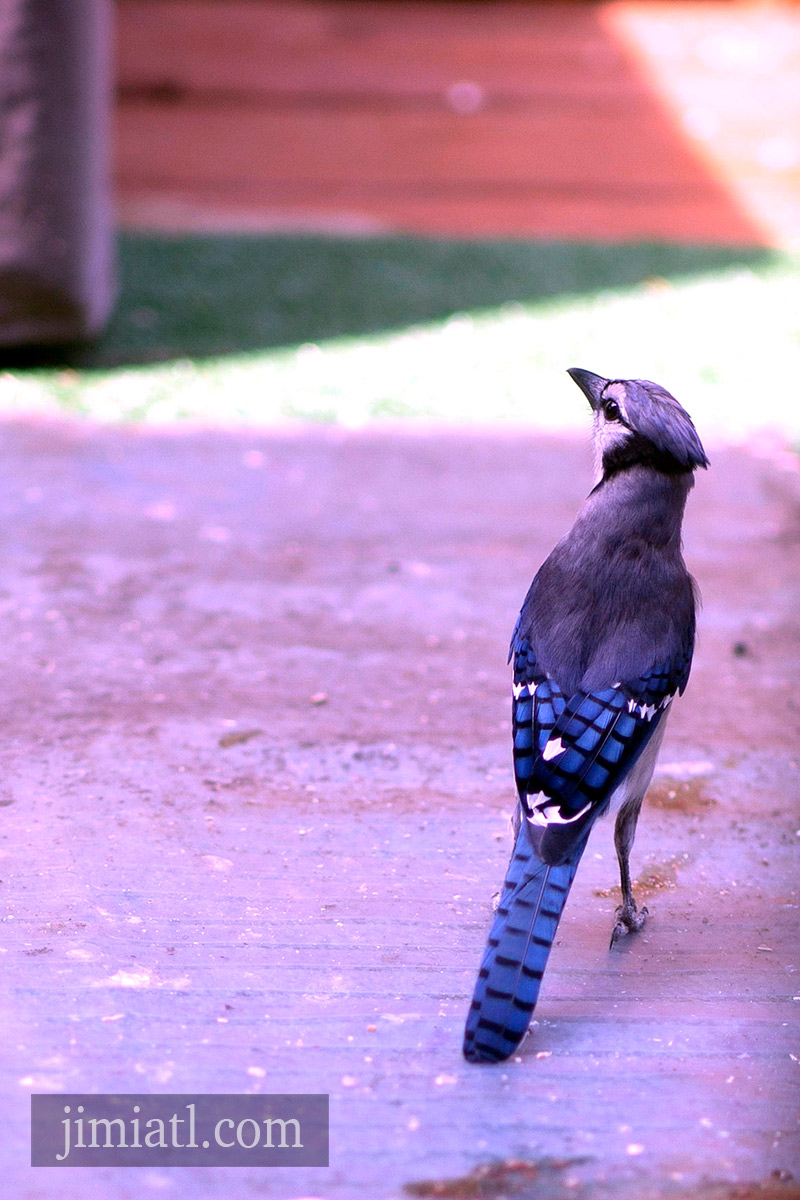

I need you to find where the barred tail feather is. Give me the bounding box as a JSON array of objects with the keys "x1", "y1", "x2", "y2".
[{"x1": 463, "y1": 825, "x2": 587, "y2": 1063}]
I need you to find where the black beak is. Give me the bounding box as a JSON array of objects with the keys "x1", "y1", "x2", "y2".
[{"x1": 567, "y1": 367, "x2": 608, "y2": 412}]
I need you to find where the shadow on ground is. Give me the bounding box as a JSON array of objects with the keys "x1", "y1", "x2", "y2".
[{"x1": 0, "y1": 234, "x2": 774, "y2": 369}]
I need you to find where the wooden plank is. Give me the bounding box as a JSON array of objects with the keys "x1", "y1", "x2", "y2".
[
  {"x1": 113, "y1": 0, "x2": 795, "y2": 241},
  {"x1": 116, "y1": 0, "x2": 642, "y2": 100},
  {"x1": 114, "y1": 108, "x2": 742, "y2": 188},
  {"x1": 0, "y1": 425, "x2": 798, "y2": 1197},
  {"x1": 113, "y1": 99, "x2": 768, "y2": 239},
  {"x1": 116, "y1": 186, "x2": 766, "y2": 241}
]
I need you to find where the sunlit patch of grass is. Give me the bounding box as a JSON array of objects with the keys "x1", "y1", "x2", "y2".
[{"x1": 2, "y1": 236, "x2": 798, "y2": 441}]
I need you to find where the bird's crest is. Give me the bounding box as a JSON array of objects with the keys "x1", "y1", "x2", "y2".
[{"x1": 567, "y1": 368, "x2": 709, "y2": 477}]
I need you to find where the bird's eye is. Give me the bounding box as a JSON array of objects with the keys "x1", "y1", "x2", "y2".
[{"x1": 604, "y1": 400, "x2": 621, "y2": 422}]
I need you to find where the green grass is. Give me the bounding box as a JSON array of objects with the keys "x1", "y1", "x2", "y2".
[{"x1": 2, "y1": 234, "x2": 799, "y2": 438}]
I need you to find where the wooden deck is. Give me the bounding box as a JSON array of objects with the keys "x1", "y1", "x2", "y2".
[
  {"x1": 115, "y1": 1, "x2": 800, "y2": 243},
  {"x1": 2, "y1": 423, "x2": 799, "y2": 1198}
]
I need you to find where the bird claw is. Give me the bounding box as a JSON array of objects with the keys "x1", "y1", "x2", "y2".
[{"x1": 609, "y1": 902, "x2": 648, "y2": 948}]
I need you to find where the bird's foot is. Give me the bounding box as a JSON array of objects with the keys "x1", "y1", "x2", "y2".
[{"x1": 610, "y1": 900, "x2": 648, "y2": 948}]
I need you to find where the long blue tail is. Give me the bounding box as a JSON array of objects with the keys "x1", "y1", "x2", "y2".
[{"x1": 463, "y1": 824, "x2": 587, "y2": 1063}]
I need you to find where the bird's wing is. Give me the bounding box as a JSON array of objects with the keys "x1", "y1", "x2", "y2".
[{"x1": 509, "y1": 629, "x2": 691, "y2": 863}]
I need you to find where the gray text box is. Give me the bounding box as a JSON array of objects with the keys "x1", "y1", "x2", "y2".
[{"x1": 31, "y1": 1094, "x2": 329, "y2": 1167}]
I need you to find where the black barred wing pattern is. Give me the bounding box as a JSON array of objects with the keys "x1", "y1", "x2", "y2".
[{"x1": 510, "y1": 634, "x2": 690, "y2": 864}]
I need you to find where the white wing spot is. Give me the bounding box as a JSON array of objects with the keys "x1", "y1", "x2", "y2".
[
  {"x1": 512, "y1": 681, "x2": 536, "y2": 700},
  {"x1": 527, "y1": 800, "x2": 592, "y2": 827},
  {"x1": 542, "y1": 737, "x2": 565, "y2": 762}
]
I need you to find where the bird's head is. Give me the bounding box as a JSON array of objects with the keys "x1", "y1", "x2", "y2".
[{"x1": 567, "y1": 368, "x2": 709, "y2": 480}]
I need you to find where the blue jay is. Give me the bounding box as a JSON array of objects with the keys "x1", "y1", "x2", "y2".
[{"x1": 463, "y1": 368, "x2": 708, "y2": 1064}]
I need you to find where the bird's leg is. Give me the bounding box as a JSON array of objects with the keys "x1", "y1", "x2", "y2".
[{"x1": 610, "y1": 796, "x2": 648, "y2": 946}]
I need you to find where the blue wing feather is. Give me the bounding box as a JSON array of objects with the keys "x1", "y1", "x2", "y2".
[{"x1": 509, "y1": 632, "x2": 688, "y2": 864}]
